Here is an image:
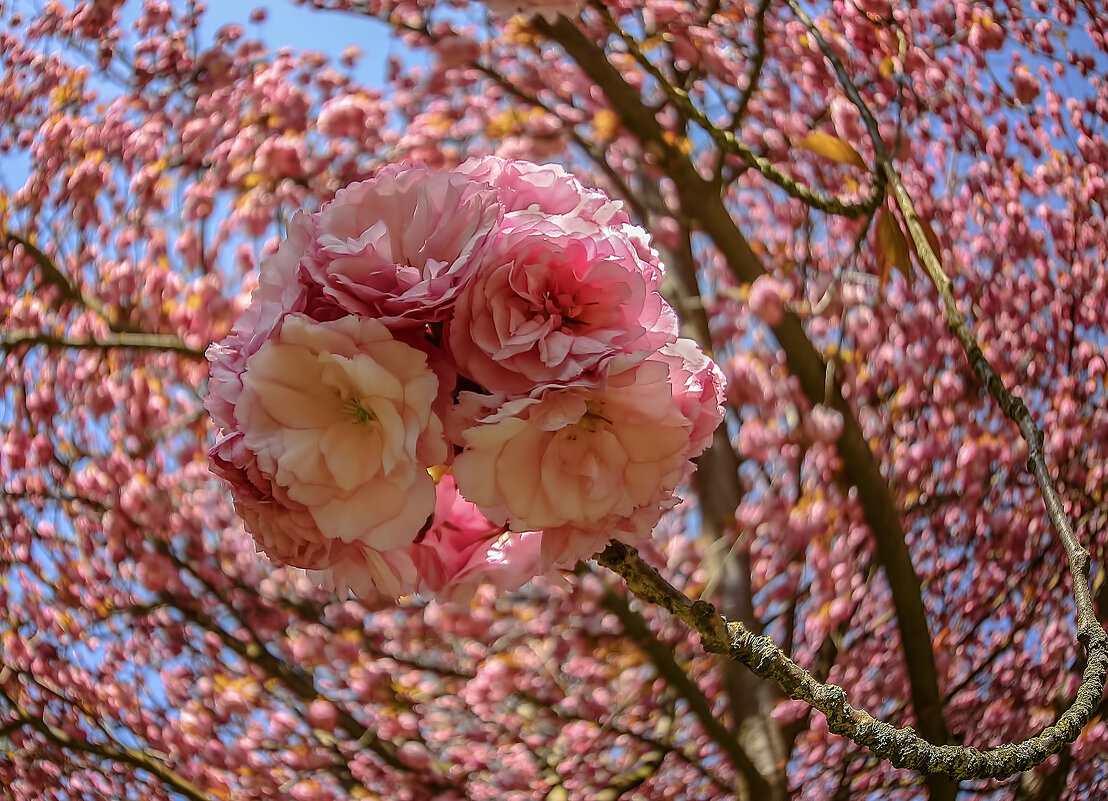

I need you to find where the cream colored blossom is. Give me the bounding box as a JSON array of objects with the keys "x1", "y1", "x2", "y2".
[{"x1": 236, "y1": 314, "x2": 446, "y2": 550}]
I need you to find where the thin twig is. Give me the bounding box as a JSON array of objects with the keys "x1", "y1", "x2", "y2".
[
  {"x1": 730, "y1": 0, "x2": 773, "y2": 128},
  {"x1": 593, "y1": 5, "x2": 884, "y2": 218}
]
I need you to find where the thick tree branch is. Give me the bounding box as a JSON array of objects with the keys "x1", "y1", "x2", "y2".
[
  {"x1": 596, "y1": 541, "x2": 1108, "y2": 781},
  {"x1": 538, "y1": 15, "x2": 952, "y2": 787},
  {"x1": 782, "y1": 0, "x2": 1108, "y2": 762}
]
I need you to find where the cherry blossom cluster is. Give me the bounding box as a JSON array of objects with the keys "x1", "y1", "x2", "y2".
[{"x1": 205, "y1": 157, "x2": 725, "y2": 601}]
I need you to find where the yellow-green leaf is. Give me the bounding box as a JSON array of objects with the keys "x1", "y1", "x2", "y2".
[
  {"x1": 875, "y1": 207, "x2": 911, "y2": 286},
  {"x1": 796, "y1": 131, "x2": 868, "y2": 169}
]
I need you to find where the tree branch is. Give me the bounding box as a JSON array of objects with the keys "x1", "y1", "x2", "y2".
[
  {"x1": 592, "y1": 6, "x2": 884, "y2": 218},
  {"x1": 2, "y1": 231, "x2": 89, "y2": 307},
  {"x1": 1, "y1": 331, "x2": 206, "y2": 359},
  {"x1": 779, "y1": 1, "x2": 1108, "y2": 772},
  {"x1": 0, "y1": 688, "x2": 215, "y2": 801},
  {"x1": 597, "y1": 580, "x2": 768, "y2": 797},
  {"x1": 536, "y1": 16, "x2": 952, "y2": 789},
  {"x1": 595, "y1": 541, "x2": 1108, "y2": 781}
]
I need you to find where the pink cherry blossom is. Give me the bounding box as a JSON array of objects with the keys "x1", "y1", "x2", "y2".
[
  {"x1": 296, "y1": 163, "x2": 502, "y2": 327},
  {"x1": 452, "y1": 352, "x2": 705, "y2": 556},
  {"x1": 317, "y1": 94, "x2": 378, "y2": 139},
  {"x1": 805, "y1": 405, "x2": 845, "y2": 444},
  {"x1": 726, "y1": 353, "x2": 773, "y2": 407},
  {"x1": 1011, "y1": 66, "x2": 1041, "y2": 104},
  {"x1": 446, "y1": 215, "x2": 678, "y2": 394},
  {"x1": 410, "y1": 476, "x2": 545, "y2": 602},
  {"x1": 748, "y1": 274, "x2": 788, "y2": 327},
  {"x1": 533, "y1": 342, "x2": 724, "y2": 568},
  {"x1": 435, "y1": 35, "x2": 482, "y2": 70},
  {"x1": 254, "y1": 133, "x2": 307, "y2": 180},
  {"x1": 456, "y1": 156, "x2": 629, "y2": 226},
  {"x1": 218, "y1": 313, "x2": 446, "y2": 550}
]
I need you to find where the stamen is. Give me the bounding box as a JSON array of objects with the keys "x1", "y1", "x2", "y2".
[{"x1": 342, "y1": 397, "x2": 376, "y2": 424}]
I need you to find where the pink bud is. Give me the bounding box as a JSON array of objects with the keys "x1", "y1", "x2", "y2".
[
  {"x1": 305, "y1": 699, "x2": 338, "y2": 730},
  {"x1": 748, "y1": 275, "x2": 787, "y2": 327},
  {"x1": 1012, "y1": 66, "x2": 1041, "y2": 104}
]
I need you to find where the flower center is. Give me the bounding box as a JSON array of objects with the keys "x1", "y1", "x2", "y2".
[
  {"x1": 539, "y1": 288, "x2": 591, "y2": 328},
  {"x1": 579, "y1": 401, "x2": 612, "y2": 432},
  {"x1": 341, "y1": 396, "x2": 376, "y2": 425}
]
